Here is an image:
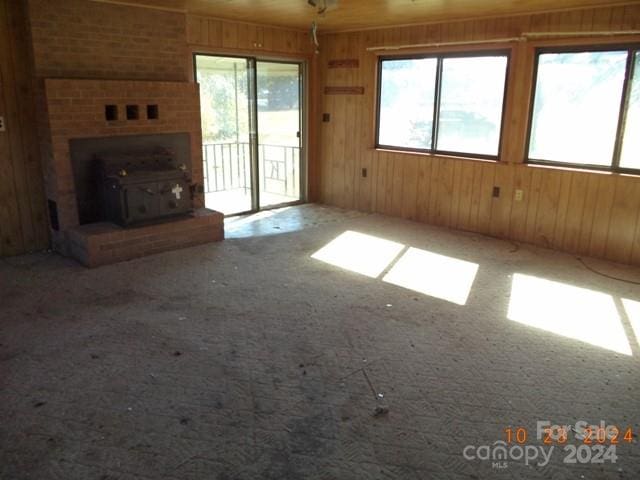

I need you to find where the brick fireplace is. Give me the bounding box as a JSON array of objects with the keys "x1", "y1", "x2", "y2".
[{"x1": 41, "y1": 78, "x2": 223, "y2": 267}]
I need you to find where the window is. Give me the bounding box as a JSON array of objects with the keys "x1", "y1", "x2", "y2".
[
  {"x1": 438, "y1": 56, "x2": 508, "y2": 156},
  {"x1": 378, "y1": 58, "x2": 437, "y2": 150},
  {"x1": 376, "y1": 52, "x2": 509, "y2": 159},
  {"x1": 620, "y1": 52, "x2": 640, "y2": 170},
  {"x1": 528, "y1": 46, "x2": 640, "y2": 172}
]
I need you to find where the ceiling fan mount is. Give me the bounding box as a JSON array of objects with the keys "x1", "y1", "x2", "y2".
[{"x1": 308, "y1": 0, "x2": 338, "y2": 15}]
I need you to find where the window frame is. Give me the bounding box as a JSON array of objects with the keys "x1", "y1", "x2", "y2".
[
  {"x1": 525, "y1": 44, "x2": 640, "y2": 173},
  {"x1": 375, "y1": 49, "x2": 511, "y2": 161}
]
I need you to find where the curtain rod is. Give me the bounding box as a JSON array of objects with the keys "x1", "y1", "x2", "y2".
[
  {"x1": 366, "y1": 37, "x2": 522, "y2": 51},
  {"x1": 366, "y1": 30, "x2": 640, "y2": 52},
  {"x1": 522, "y1": 30, "x2": 640, "y2": 38}
]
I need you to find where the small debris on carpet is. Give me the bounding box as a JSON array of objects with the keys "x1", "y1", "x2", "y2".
[{"x1": 372, "y1": 405, "x2": 389, "y2": 417}]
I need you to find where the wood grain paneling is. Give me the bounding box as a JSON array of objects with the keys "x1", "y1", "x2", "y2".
[
  {"x1": 97, "y1": 0, "x2": 635, "y2": 33},
  {"x1": 187, "y1": 15, "x2": 312, "y2": 56},
  {"x1": 0, "y1": 0, "x2": 48, "y2": 257},
  {"x1": 328, "y1": 59, "x2": 360, "y2": 68},
  {"x1": 317, "y1": 4, "x2": 640, "y2": 266},
  {"x1": 324, "y1": 86, "x2": 365, "y2": 94}
]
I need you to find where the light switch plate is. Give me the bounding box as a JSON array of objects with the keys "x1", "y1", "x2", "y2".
[{"x1": 0, "y1": 116, "x2": 5, "y2": 132}]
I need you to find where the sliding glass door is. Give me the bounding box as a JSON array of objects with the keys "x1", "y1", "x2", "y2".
[
  {"x1": 195, "y1": 55, "x2": 303, "y2": 215},
  {"x1": 257, "y1": 61, "x2": 301, "y2": 209}
]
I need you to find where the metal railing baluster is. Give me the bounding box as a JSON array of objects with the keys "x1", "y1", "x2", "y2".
[
  {"x1": 213, "y1": 144, "x2": 218, "y2": 192},
  {"x1": 201, "y1": 142, "x2": 300, "y2": 197}
]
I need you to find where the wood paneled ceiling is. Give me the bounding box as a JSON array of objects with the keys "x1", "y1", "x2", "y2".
[{"x1": 93, "y1": 0, "x2": 636, "y2": 31}]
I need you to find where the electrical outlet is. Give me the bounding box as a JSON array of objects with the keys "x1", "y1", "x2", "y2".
[
  {"x1": 492, "y1": 186, "x2": 500, "y2": 198},
  {"x1": 514, "y1": 189, "x2": 524, "y2": 202},
  {"x1": 0, "y1": 116, "x2": 5, "y2": 132},
  {"x1": 362, "y1": 168, "x2": 367, "y2": 178}
]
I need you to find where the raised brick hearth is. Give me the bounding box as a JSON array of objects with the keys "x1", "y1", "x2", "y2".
[
  {"x1": 40, "y1": 78, "x2": 223, "y2": 266},
  {"x1": 66, "y1": 209, "x2": 222, "y2": 267}
]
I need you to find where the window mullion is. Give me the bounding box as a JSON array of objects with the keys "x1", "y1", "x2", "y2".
[
  {"x1": 612, "y1": 49, "x2": 636, "y2": 171},
  {"x1": 431, "y1": 57, "x2": 444, "y2": 152},
  {"x1": 375, "y1": 57, "x2": 384, "y2": 148}
]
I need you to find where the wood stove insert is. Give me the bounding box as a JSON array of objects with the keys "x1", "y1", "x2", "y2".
[{"x1": 96, "y1": 149, "x2": 193, "y2": 227}]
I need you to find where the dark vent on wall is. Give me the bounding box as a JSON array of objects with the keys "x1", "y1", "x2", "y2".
[
  {"x1": 146, "y1": 104, "x2": 159, "y2": 120},
  {"x1": 105, "y1": 105, "x2": 118, "y2": 121},
  {"x1": 126, "y1": 105, "x2": 139, "y2": 120}
]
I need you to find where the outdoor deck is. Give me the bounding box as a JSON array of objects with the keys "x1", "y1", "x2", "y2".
[{"x1": 202, "y1": 142, "x2": 300, "y2": 214}]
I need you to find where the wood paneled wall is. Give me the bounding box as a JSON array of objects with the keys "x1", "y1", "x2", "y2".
[
  {"x1": 187, "y1": 15, "x2": 312, "y2": 56},
  {"x1": 317, "y1": 4, "x2": 640, "y2": 266},
  {"x1": 0, "y1": 0, "x2": 48, "y2": 256}
]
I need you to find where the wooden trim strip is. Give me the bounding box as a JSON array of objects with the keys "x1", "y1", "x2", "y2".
[
  {"x1": 328, "y1": 59, "x2": 359, "y2": 68},
  {"x1": 88, "y1": 0, "x2": 185, "y2": 13},
  {"x1": 523, "y1": 30, "x2": 640, "y2": 38}
]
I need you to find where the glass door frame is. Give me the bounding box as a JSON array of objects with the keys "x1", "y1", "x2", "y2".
[{"x1": 193, "y1": 52, "x2": 307, "y2": 217}]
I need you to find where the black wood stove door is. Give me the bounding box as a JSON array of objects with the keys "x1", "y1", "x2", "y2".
[
  {"x1": 158, "y1": 180, "x2": 190, "y2": 215},
  {"x1": 124, "y1": 183, "x2": 159, "y2": 224},
  {"x1": 121, "y1": 179, "x2": 191, "y2": 225}
]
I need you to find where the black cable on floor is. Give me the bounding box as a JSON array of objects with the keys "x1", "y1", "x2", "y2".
[{"x1": 577, "y1": 256, "x2": 640, "y2": 286}]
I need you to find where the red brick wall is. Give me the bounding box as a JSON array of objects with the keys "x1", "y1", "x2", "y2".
[
  {"x1": 44, "y1": 79, "x2": 203, "y2": 234},
  {"x1": 28, "y1": 0, "x2": 187, "y2": 81},
  {"x1": 25, "y1": 0, "x2": 198, "y2": 252}
]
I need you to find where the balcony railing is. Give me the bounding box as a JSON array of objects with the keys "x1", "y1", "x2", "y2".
[{"x1": 202, "y1": 142, "x2": 300, "y2": 198}]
